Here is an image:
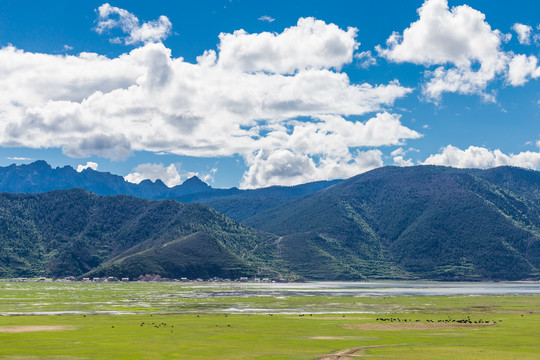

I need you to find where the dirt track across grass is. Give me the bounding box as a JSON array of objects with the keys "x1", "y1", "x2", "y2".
[{"x1": 317, "y1": 345, "x2": 403, "y2": 359}]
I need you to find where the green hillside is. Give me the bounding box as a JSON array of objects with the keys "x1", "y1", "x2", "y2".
[
  {"x1": 242, "y1": 166, "x2": 540, "y2": 280},
  {"x1": 0, "y1": 189, "x2": 282, "y2": 279}
]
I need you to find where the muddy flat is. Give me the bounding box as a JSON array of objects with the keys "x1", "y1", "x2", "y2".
[{"x1": 0, "y1": 326, "x2": 74, "y2": 333}]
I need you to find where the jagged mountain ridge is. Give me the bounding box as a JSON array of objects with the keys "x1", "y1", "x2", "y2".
[
  {"x1": 0, "y1": 161, "x2": 340, "y2": 202},
  {"x1": 0, "y1": 160, "x2": 209, "y2": 198}
]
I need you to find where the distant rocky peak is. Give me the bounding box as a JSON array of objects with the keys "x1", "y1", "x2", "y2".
[
  {"x1": 153, "y1": 179, "x2": 167, "y2": 187},
  {"x1": 139, "y1": 178, "x2": 168, "y2": 188},
  {"x1": 182, "y1": 176, "x2": 209, "y2": 188},
  {"x1": 26, "y1": 160, "x2": 52, "y2": 171}
]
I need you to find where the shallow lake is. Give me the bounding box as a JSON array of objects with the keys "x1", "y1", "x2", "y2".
[
  {"x1": 2, "y1": 280, "x2": 540, "y2": 315},
  {"x1": 197, "y1": 280, "x2": 540, "y2": 297}
]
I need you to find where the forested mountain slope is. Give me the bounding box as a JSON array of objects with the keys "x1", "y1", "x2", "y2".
[
  {"x1": 0, "y1": 165, "x2": 538, "y2": 280},
  {"x1": 241, "y1": 166, "x2": 540, "y2": 280},
  {"x1": 0, "y1": 189, "x2": 281, "y2": 279}
]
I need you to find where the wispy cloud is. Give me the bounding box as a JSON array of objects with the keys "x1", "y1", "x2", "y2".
[
  {"x1": 201, "y1": 168, "x2": 217, "y2": 183},
  {"x1": 258, "y1": 15, "x2": 275, "y2": 23},
  {"x1": 7, "y1": 157, "x2": 32, "y2": 161},
  {"x1": 354, "y1": 51, "x2": 376, "y2": 68},
  {"x1": 94, "y1": 3, "x2": 172, "y2": 45}
]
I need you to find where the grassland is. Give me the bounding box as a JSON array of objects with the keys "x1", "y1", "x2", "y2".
[{"x1": 0, "y1": 281, "x2": 539, "y2": 359}]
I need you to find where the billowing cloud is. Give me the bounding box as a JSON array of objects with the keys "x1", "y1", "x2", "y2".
[
  {"x1": 241, "y1": 149, "x2": 383, "y2": 188},
  {"x1": 95, "y1": 3, "x2": 172, "y2": 45},
  {"x1": 125, "y1": 163, "x2": 181, "y2": 187},
  {"x1": 0, "y1": 42, "x2": 409, "y2": 158},
  {"x1": 423, "y1": 145, "x2": 540, "y2": 170},
  {"x1": 0, "y1": 15, "x2": 416, "y2": 186},
  {"x1": 390, "y1": 147, "x2": 415, "y2": 167},
  {"x1": 217, "y1": 17, "x2": 359, "y2": 74},
  {"x1": 377, "y1": 0, "x2": 529, "y2": 101},
  {"x1": 238, "y1": 112, "x2": 420, "y2": 187},
  {"x1": 512, "y1": 23, "x2": 532, "y2": 45},
  {"x1": 507, "y1": 54, "x2": 540, "y2": 86},
  {"x1": 286, "y1": 113, "x2": 421, "y2": 156},
  {"x1": 76, "y1": 161, "x2": 98, "y2": 172},
  {"x1": 377, "y1": 0, "x2": 503, "y2": 66},
  {"x1": 393, "y1": 156, "x2": 414, "y2": 167},
  {"x1": 125, "y1": 163, "x2": 217, "y2": 186}
]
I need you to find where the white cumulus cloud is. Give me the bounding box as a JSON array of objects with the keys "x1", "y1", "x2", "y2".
[
  {"x1": 95, "y1": 3, "x2": 172, "y2": 45},
  {"x1": 237, "y1": 112, "x2": 420, "y2": 187},
  {"x1": 217, "y1": 17, "x2": 359, "y2": 74},
  {"x1": 0, "y1": 13, "x2": 418, "y2": 187},
  {"x1": 390, "y1": 147, "x2": 415, "y2": 167},
  {"x1": 377, "y1": 0, "x2": 531, "y2": 101},
  {"x1": 393, "y1": 156, "x2": 414, "y2": 167},
  {"x1": 507, "y1": 54, "x2": 540, "y2": 86},
  {"x1": 76, "y1": 161, "x2": 98, "y2": 172},
  {"x1": 286, "y1": 113, "x2": 421, "y2": 156},
  {"x1": 125, "y1": 163, "x2": 181, "y2": 187},
  {"x1": 124, "y1": 163, "x2": 216, "y2": 186},
  {"x1": 423, "y1": 145, "x2": 540, "y2": 170},
  {"x1": 241, "y1": 149, "x2": 383, "y2": 188},
  {"x1": 377, "y1": 0, "x2": 502, "y2": 67},
  {"x1": 512, "y1": 23, "x2": 532, "y2": 45}
]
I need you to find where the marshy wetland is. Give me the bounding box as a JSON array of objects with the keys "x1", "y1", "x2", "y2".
[{"x1": 1, "y1": 281, "x2": 539, "y2": 359}]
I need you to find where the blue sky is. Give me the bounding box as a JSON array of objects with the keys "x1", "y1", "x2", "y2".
[{"x1": 0, "y1": 0, "x2": 539, "y2": 188}]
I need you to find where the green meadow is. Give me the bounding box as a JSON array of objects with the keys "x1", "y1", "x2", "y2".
[{"x1": 0, "y1": 282, "x2": 539, "y2": 359}]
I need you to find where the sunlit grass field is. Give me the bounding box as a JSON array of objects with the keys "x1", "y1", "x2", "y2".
[{"x1": 0, "y1": 281, "x2": 539, "y2": 359}]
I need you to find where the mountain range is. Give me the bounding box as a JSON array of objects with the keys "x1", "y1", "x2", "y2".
[
  {"x1": 0, "y1": 161, "x2": 538, "y2": 280},
  {"x1": 0, "y1": 160, "x2": 339, "y2": 202}
]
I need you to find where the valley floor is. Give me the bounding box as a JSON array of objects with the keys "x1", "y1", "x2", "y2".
[{"x1": 0, "y1": 281, "x2": 539, "y2": 359}]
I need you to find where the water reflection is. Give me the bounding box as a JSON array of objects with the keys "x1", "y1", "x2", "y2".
[{"x1": 197, "y1": 281, "x2": 540, "y2": 297}]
